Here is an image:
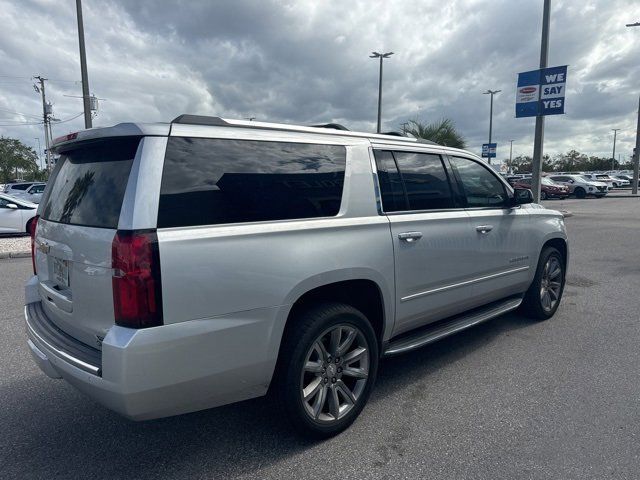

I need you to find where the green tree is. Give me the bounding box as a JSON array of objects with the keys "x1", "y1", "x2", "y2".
[
  {"x1": 402, "y1": 119, "x2": 467, "y2": 148},
  {"x1": 0, "y1": 136, "x2": 42, "y2": 183}
]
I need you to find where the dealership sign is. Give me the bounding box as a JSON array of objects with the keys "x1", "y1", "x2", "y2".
[
  {"x1": 516, "y1": 65, "x2": 567, "y2": 118},
  {"x1": 482, "y1": 143, "x2": 496, "y2": 158}
]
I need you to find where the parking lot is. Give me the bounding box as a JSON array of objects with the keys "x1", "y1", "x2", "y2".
[{"x1": 1, "y1": 196, "x2": 639, "y2": 479}]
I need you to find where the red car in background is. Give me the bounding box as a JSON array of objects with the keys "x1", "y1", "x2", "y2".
[{"x1": 510, "y1": 177, "x2": 570, "y2": 200}]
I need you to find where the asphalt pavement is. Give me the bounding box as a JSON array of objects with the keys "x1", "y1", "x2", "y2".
[{"x1": 1, "y1": 197, "x2": 639, "y2": 479}]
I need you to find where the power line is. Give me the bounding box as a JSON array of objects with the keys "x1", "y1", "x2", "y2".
[{"x1": 0, "y1": 106, "x2": 43, "y2": 120}]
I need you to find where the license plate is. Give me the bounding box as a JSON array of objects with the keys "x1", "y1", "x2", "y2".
[{"x1": 53, "y1": 257, "x2": 70, "y2": 288}]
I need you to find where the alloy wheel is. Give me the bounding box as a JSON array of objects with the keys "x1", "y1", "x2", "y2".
[
  {"x1": 300, "y1": 324, "x2": 370, "y2": 423},
  {"x1": 540, "y1": 256, "x2": 562, "y2": 312}
]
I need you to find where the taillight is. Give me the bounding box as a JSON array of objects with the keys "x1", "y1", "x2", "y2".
[
  {"x1": 112, "y1": 230, "x2": 163, "y2": 328},
  {"x1": 29, "y1": 215, "x2": 39, "y2": 274}
]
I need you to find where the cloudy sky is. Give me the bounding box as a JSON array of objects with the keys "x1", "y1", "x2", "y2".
[{"x1": 1, "y1": 0, "x2": 640, "y2": 167}]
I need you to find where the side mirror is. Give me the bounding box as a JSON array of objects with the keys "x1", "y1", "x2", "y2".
[
  {"x1": 512, "y1": 188, "x2": 534, "y2": 206},
  {"x1": 7, "y1": 203, "x2": 18, "y2": 209}
]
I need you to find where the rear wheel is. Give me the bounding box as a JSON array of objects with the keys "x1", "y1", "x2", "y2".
[
  {"x1": 521, "y1": 246, "x2": 565, "y2": 320},
  {"x1": 275, "y1": 302, "x2": 378, "y2": 438},
  {"x1": 574, "y1": 187, "x2": 586, "y2": 199},
  {"x1": 540, "y1": 191, "x2": 547, "y2": 200}
]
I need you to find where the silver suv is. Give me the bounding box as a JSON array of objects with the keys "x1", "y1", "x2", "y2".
[{"x1": 25, "y1": 116, "x2": 568, "y2": 437}]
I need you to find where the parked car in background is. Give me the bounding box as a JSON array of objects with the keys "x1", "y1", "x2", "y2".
[
  {"x1": 10, "y1": 183, "x2": 46, "y2": 203},
  {"x1": 548, "y1": 174, "x2": 608, "y2": 198},
  {"x1": 511, "y1": 177, "x2": 569, "y2": 200},
  {"x1": 24, "y1": 115, "x2": 568, "y2": 438},
  {"x1": 4, "y1": 182, "x2": 43, "y2": 197},
  {"x1": 611, "y1": 174, "x2": 636, "y2": 187},
  {"x1": 582, "y1": 173, "x2": 619, "y2": 189},
  {"x1": 0, "y1": 193, "x2": 38, "y2": 234}
]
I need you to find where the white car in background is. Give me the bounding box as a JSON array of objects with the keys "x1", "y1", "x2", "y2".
[
  {"x1": 10, "y1": 183, "x2": 47, "y2": 203},
  {"x1": 582, "y1": 173, "x2": 619, "y2": 189},
  {"x1": 548, "y1": 174, "x2": 608, "y2": 198},
  {"x1": 0, "y1": 193, "x2": 38, "y2": 234}
]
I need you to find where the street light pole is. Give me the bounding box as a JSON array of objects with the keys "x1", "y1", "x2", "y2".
[
  {"x1": 370, "y1": 51, "x2": 393, "y2": 133},
  {"x1": 34, "y1": 137, "x2": 42, "y2": 169},
  {"x1": 483, "y1": 90, "x2": 501, "y2": 164},
  {"x1": 611, "y1": 128, "x2": 620, "y2": 171},
  {"x1": 509, "y1": 139, "x2": 514, "y2": 173},
  {"x1": 76, "y1": 0, "x2": 92, "y2": 129},
  {"x1": 628, "y1": 21, "x2": 640, "y2": 194},
  {"x1": 531, "y1": 0, "x2": 551, "y2": 203},
  {"x1": 33, "y1": 76, "x2": 51, "y2": 172}
]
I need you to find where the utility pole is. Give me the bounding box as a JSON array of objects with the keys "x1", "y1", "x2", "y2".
[
  {"x1": 611, "y1": 128, "x2": 620, "y2": 171},
  {"x1": 531, "y1": 0, "x2": 551, "y2": 203},
  {"x1": 76, "y1": 0, "x2": 92, "y2": 128},
  {"x1": 33, "y1": 76, "x2": 52, "y2": 172},
  {"x1": 509, "y1": 139, "x2": 514, "y2": 173},
  {"x1": 483, "y1": 90, "x2": 501, "y2": 164},
  {"x1": 628, "y1": 21, "x2": 640, "y2": 194},
  {"x1": 370, "y1": 51, "x2": 393, "y2": 133}
]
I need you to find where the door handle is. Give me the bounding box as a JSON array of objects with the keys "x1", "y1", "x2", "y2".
[
  {"x1": 475, "y1": 225, "x2": 494, "y2": 234},
  {"x1": 398, "y1": 231, "x2": 423, "y2": 242}
]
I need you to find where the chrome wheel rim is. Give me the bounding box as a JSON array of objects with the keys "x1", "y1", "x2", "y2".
[
  {"x1": 300, "y1": 324, "x2": 370, "y2": 423},
  {"x1": 540, "y1": 256, "x2": 562, "y2": 312}
]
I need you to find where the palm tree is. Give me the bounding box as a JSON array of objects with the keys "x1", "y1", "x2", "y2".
[{"x1": 402, "y1": 118, "x2": 466, "y2": 149}]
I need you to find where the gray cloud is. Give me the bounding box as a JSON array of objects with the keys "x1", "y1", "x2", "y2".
[{"x1": 1, "y1": 0, "x2": 640, "y2": 166}]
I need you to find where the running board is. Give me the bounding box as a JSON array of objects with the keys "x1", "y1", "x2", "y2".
[{"x1": 383, "y1": 296, "x2": 523, "y2": 357}]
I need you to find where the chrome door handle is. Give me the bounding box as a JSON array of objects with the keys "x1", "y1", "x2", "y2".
[
  {"x1": 476, "y1": 225, "x2": 494, "y2": 234},
  {"x1": 398, "y1": 231, "x2": 423, "y2": 242}
]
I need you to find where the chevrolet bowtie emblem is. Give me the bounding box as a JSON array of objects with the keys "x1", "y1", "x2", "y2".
[{"x1": 37, "y1": 241, "x2": 50, "y2": 254}]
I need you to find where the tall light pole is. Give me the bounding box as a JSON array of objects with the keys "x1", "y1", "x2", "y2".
[
  {"x1": 370, "y1": 51, "x2": 393, "y2": 133},
  {"x1": 509, "y1": 139, "x2": 514, "y2": 173},
  {"x1": 628, "y1": 21, "x2": 640, "y2": 194},
  {"x1": 483, "y1": 89, "x2": 501, "y2": 164},
  {"x1": 76, "y1": 0, "x2": 92, "y2": 129},
  {"x1": 531, "y1": 0, "x2": 551, "y2": 203},
  {"x1": 611, "y1": 128, "x2": 620, "y2": 171}
]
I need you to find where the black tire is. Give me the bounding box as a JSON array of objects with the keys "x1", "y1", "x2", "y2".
[
  {"x1": 540, "y1": 191, "x2": 547, "y2": 200},
  {"x1": 274, "y1": 302, "x2": 379, "y2": 438},
  {"x1": 574, "y1": 187, "x2": 586, "y2": 199},
  {"x1": 520, "y1": 246, "x2": 565, "y2": 320}
]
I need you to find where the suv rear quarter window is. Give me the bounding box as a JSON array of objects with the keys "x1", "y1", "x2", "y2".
[
  {"x1": 158, "y1": 137, "x2": 346, "y2": 228},
  {"x1": 42, "y1": 137, "x2": 140, "y2": 229}
]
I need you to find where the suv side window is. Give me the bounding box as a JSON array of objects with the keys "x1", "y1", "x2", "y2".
[
  {"x1": 393, "y1": 152, "x2": 455, "y2": 210},
  {"x1": 450, "y1": 156, "x2": 509, "y2": 208},
  {"x1": 374, "y1": 150, "x2": 454, "y2": 212},
  {"x1": 158, "y1": 137, "x2": 346, "y2": 228},
  {"x1": 373, "y1": 150, "x2": 407, "y2": 212}
]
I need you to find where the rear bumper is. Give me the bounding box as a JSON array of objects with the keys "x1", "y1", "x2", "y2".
[{"x1": 25, "y1": 295, "x2": 281, "y2": 420}]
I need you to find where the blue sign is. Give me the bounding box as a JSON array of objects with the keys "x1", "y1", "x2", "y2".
[
  {"x1": 516, "y1": 65, "x2": 567, "y2": 118},
  {"x1": 482, "y1": 143, "x2": 496, "y2": 158}
]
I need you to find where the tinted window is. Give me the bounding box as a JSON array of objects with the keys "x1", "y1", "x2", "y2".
[
  {"x1": 11, "y1": 184, "x2": 30, "y2": 191},
  {"x1": 373, "y1": 150, "x2": 407, "y2": 212},
  {"x1": 518, "y1": 178, "x2": 532, "y2": 185},
  {"x1": 158, "y1": 137, "x2": 346, "y2": 228},
  {"x1": 450, "y1": 156, "x2": 509, "y2": 208},
  {"x1": 30, "y1": 184, "x2": 46, "y2": 193},
  {"x1": 42, "y1": 138, "x2": 139, "y2": 228},
  {"x1": 393, "y1": 152, "x2": 454, "y2": 210}
]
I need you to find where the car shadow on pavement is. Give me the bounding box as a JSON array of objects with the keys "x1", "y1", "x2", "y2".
[{"x1": 2, "y1": 311, "x2": 536, "y2": 479}]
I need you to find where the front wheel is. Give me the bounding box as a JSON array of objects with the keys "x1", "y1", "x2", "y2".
[
  {"x1": 520, "y1": 247, "x2": 565, "y2": 320},
  {"x1": 275, "y1": 303, "x2": 379, "y2": 438},
  {"x1": 574, "y1": 187, "x2": 586, "y2": 199}
]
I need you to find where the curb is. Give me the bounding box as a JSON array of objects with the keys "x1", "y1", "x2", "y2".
[{"x1": 0, "y1": 251, "x2": 31, "y2": 260}]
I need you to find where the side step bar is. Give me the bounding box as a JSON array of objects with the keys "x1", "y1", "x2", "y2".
[{"x1": 383, "y1": 296, "x2": 523, "y2": 357}]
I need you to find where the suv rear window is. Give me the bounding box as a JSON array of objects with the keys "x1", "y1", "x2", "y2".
[
  {"x1": 158, "y1": 137, "x2": 346, "y2": 228},
  {"x1": 41, "y1": 137, "x2": 140, "y2": 229}
]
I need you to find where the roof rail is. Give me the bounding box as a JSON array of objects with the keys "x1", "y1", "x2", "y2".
[
  {"x1": 172, "y1": 114, "x2": 229, "y2": 126},
  {"x1": 382, "y1": 131, "x2": 406, "y2": 137},
  {"x1": 416, "y1": 138, "x2": 438, "y2": 145},
  {"x1": 310, "y1": 123, "x2": 350, "y2": 131}
]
